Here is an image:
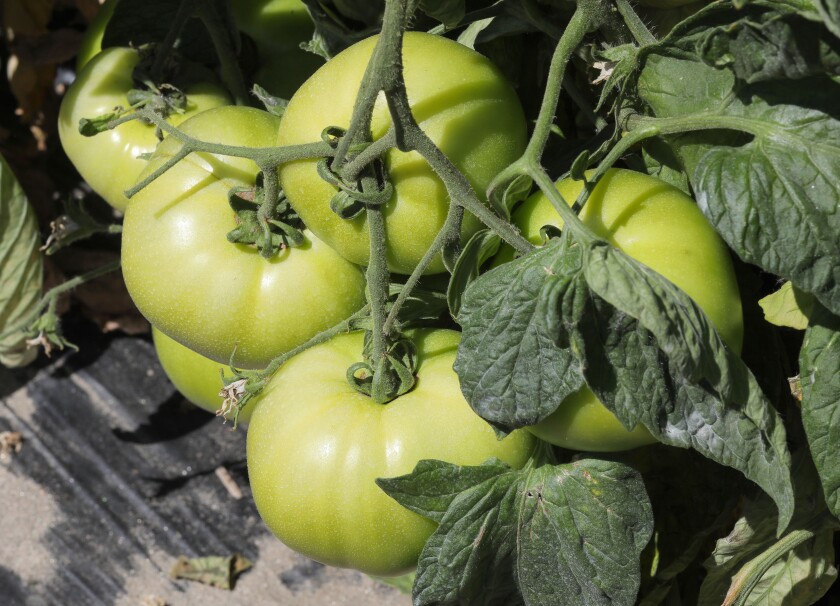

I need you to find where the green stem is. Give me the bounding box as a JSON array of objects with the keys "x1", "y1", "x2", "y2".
[
  {"x1": 524, "y1": 3, "x2": 594, "y2": 163},
  {"x1": 624, "y1": 112, "x2": 798, "y2": 143},
  {"x1": 124, "y1": 107, "x2": 332, "y2": 199},
  {"x1": 527, "y1": 166, "x2": 596, "y2": 244},
  {"x1": 407, "y1": 117, "x2": 533, "y2": 255},
  {"x1": 569, "y1": 124, "x2": 658, "y2": 212},
  {"x1": 340, "y1": 130, "x2": 397, "y2": 182},
  {"x1": 258, "y1": 162, "x2": 280, "y2": 227},
  {"x1": 0, "y1": 260, "x2": 122, "y2": 342},
  {"x1": 331, "y1": 0, "x2": 409, "y2": 169},
  {"x1": 382, "y1": 202, "x2": 463, "y2": 334},
  {"x1": 614, "y1": 0, "x2": 656, "y2": 46},
  {"x1": 366, "y1": 202, "x2": 391, "y2": 367}
]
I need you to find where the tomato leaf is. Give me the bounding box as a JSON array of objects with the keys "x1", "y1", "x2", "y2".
[
  {"x1": 635, "y1": 448, "x2": 744, "y2": 604},
  {"x1": 583, "y1": 242, "x2": 731, "y2": 385},
  {"x1": 636, "y1": 15, "x2": 840, "y2": 316},
  {"x1": 418, "y1": 0, "x2": 465, "y2": 29},
  {"x1": 0, "y1": 154, "x2": 42, "y2": 368},
  {"x1": 101, "y1": 0, "x2": 227, "y2": 67},
  {"x1": 758, "y1": 281, "x2": 815, "y2": 330},
  {"x1": 446, "y1": 229, "x2": 501, "y2": 320},
  {"x1": 169, "y1": 553, "x2": 252, "y2": 590},
  {"x1": 697, "y1": 11, "x2": 840, "y2": 84},
  {"x1": 455, "y1": 241, "x2": 585, "y2": 432},
  {"x1": 697, "y1": 453, "x2": 839, "y2": 606},
  {"x1": 536, "y1": 239, "x2": 792, "y2": 533},
  {"x1": 814, "y1": 0, "x2": 840, "y2": 39},
  {"x1": 799, "y1": 303, "x2": 840, "y2": 519},
  {"x1": 381, "y1": 458, "x2": 652, "y2": 606},
  {"x1": 377, "y1": 458, "x2": 513, "y2": 524}
]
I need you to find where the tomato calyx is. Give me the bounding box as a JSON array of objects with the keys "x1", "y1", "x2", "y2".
[
  {"x1": 347, "y1": 335, "x2": 418, "y2": 404},
  {"x1": 218, "y1": 367, "x2": 267, "y2": 427},
  {"x1": 226, "y1": 173, "x2": 305, "y2": 258},
  {"x1": 77, "y1": 47, "x2": 206, "y2": 140}
]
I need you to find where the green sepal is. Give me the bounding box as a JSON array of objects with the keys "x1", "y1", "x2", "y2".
[{"x1": 225, "y1": 181, "x2": 304, "y2": 258}]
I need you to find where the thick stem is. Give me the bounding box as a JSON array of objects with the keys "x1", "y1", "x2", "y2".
[
  {"x1": 124, "y1": 107, "x2": 333, "y2": 199},
  {"x1": 401, "y1": 110, "x2": 533, "y2": 255},
  {"x1": 366, "y1": 202, "x2": 391, "y2": 366},
  {"x1": 330, "y1": 0, "x2": 410, "y2": 169},
  {"x1": 258, "y1": 162, "x2": 280, "y2": 226}
]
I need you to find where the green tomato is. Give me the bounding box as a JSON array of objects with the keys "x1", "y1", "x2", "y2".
[
  {"x1": 231, "y1": 0, "x2": 324, "y2": 99},
  {"x1": 59, "y1": 47, "x2": 230, "y2": 212},
  {"x1": 152, "y1": 327, "x2": 256, "y2": 423},
  {"x1": 246, "y1": 329, "x2": 537, "y2": 576},
  {"x1": 277, "y1": 31, "x2": 528, "y2": 275},
  {"x1": 75, "y1": 0, "x2": 119, "y2": 71},
  {"x1": 514, "y1": 169, "x2": 743, "y2": 452},
  {"x1": 122, "y1": 106, "x2": 368, "y2": 369}
]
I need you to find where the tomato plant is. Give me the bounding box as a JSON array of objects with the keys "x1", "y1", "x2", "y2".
[
  {"x1": 122, "y1": 106, "x2": 368, "y2": 368},
  {"x1": 277, "y1": 31, "x2": 528, "y2": 275},
  {"x1": 58, "y1": 47, "x2": 230, "y2": 211},
  {"x1": 246, "y1": 329, "x2": 537, "y2": 576},
  {"x1": 152, "y1": 327, "x2": 257, "y2": 423},
  {"x1": 24, "y1": 0, "x2": 839, "y2": 603}
]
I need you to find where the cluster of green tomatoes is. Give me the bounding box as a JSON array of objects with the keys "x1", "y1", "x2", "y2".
[{"x1": 58, "y1": 0, "x2": 742, "y2": 577}]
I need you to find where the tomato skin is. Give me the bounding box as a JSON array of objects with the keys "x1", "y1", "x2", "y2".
[
  {"x1": 246, "y1": 329, "x2": 537, "y2": 575},
  {"x1": 277, "y1": 31, "x2": 528, "y2": 275},
  {"x1": 122, "y1": 106, "x2": 368, "y2": 369},
  {"x1": 152, "y1": 328, "x2": 257, "y2": 423},
  {"x1": 513, "y1": 169, "x2": 743, "y2": 452},
  {"x1": 59, "y1": 47, "x2": 231, "y2": 212}
]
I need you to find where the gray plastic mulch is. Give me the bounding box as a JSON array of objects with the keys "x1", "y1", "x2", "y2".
[{"x1": 0, "y1": 318, "x2": 410, "y2": 606}]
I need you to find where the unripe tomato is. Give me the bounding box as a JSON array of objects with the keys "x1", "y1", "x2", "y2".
[
  {"x1": 514, "y1": 169, "x2": 743, "y2": 451},
  {"x1": 152, "y1": 328, "x2": 257, "y2": 423},
  {"x1": 231, "y1": 0, "x2": 324, "y2": 98},
  {"x1": 59, "y1": 47, "x2": 231, "y2": 211},
  {"x1": 122, "y1": 106, "x2": 368, "y2": 369},
  {"x1": 246, "y1": 329, "x2": 537, "y2": 575},
  {"x1": 277, "y1": 31, "x2": 528, "y2": 275}
]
